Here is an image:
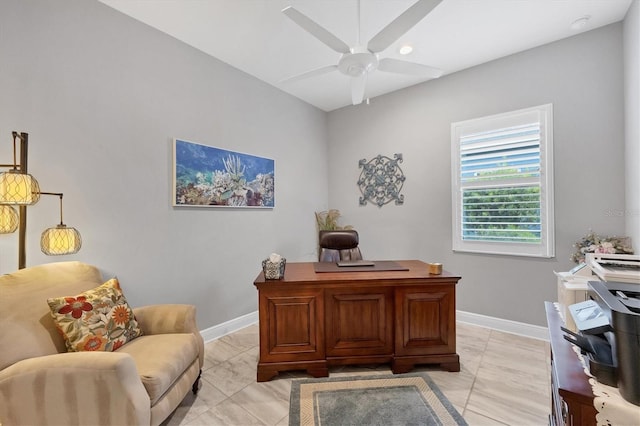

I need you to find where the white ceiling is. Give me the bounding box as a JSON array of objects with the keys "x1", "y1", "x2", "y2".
[{"x1": 99, "y1": 0, "x2": 633, "y2": 112}]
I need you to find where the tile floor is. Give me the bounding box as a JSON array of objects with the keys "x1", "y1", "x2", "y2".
[{"x1": 162, "y1": 322, "x2": 551, "y2": 426}]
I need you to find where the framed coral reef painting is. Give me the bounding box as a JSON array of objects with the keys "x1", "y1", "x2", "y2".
[{"x1": 173, "y1": 139, "x2": 275, "y2": 208}]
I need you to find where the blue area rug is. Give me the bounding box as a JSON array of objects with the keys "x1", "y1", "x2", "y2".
[{"x1": 289, "y1": 372, "x2": 467, "y2": 425}]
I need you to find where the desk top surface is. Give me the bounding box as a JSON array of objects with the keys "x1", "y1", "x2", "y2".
[{"x1": 254, "y1": 259, "x2": 460, "y2": 285}]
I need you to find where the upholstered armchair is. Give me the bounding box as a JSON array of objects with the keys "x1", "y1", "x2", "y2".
[
  {"x1": 0, "y1": 261, "x2": 204, "y2": 426},
  {"x1": 318, "y1": 230, "x2": 363, "y2": 262}
]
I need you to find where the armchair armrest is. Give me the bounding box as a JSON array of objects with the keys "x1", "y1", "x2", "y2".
[
  {"x1": 133, "y1": 304, "x2": 198, "y2": 335},
  {"x1": 0, "y1": 352, "x2": 150, "y2": 426},
  {"x1": 133, "y1": 304, "x2": 205, "y2": 367}
]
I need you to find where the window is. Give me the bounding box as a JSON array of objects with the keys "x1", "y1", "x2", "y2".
[{"x1": 451, "y1": 104, "x2": 554, "y2": 257}]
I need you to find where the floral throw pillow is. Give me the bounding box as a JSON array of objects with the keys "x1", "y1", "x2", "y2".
[{"x1": 47, "y1": 278, "x2": 143, "y2": 352}]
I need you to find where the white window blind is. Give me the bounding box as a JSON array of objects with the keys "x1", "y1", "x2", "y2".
[{"x1": 451, "y1": 104, "x2": 554, "y2": 257}]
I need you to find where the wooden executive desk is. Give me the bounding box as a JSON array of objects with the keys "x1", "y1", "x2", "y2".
[{"x1": 253, "y1": 260, "x2": 461, "y2": 381}]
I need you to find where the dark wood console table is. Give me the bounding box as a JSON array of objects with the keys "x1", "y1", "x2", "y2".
[
  {"x1": 545, "y1": 301, "x2": 597, "y2": 425},
  {"x1": 253, "y1": 260, "x2": 461, "y2": 382}
]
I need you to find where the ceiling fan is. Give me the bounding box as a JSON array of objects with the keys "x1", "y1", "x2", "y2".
[{"x1": 281, "y1": 0, "x2": 444, "y2": 105}]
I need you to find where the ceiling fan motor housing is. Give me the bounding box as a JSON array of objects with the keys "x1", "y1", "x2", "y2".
[{"x1": 338, "y1": 47, "x2": 379, "y2": 77}]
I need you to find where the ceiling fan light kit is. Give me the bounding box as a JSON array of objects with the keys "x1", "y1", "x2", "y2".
[{"x1": 282, "y1": 0, "x2": 444, "y2": 106}]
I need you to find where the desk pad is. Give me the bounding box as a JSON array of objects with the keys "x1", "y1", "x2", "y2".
[{"x1": 313, "y1": 261, "x2": 410, "y2": 273}]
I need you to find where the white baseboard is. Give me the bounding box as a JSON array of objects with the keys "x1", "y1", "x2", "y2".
[
  {"x1": 457, "y1": 310, "x2": 549, "y2": 341},
  {"x1": 200, "y1": 309, "x2": 549, "y2": 343},
  {"x1": 200, "y1": 311, "x2": 258, "y2": 343}
]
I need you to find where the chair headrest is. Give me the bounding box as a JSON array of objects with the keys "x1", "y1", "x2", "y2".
[{"x1": 319, "y1": 230, "x2": 359, "y2": 250}]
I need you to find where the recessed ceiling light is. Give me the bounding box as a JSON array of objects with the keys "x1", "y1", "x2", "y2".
[
  {"x1": 399, "y1": 45, "x2": 413, "y2": 55},
  {"x1": 570, "y1": 15, "x2": 591, "y2": 31}
]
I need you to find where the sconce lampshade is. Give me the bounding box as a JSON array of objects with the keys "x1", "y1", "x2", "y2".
[
  {"x1": 40, "y1": 224, "x2": 82, "y2": 255},
  {"x1": 0, "y1": 170, "x2": 41, "y2": 205},
  {"x1": 0, "y1": 205, "x2": 19, "y2": 234}
]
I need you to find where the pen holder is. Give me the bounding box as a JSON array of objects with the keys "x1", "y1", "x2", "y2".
[{"x1": 262, "y1": 258, "x2": 286, "y2": 280}]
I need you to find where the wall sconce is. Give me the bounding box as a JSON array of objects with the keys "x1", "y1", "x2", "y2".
[{"x1": 0, "y1": 131, "x2": 82, "y2": 269}]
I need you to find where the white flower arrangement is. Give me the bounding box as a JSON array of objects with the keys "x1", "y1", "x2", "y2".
[{"x1": 570, "y1": 231, "x2": 634, "y2": 264}]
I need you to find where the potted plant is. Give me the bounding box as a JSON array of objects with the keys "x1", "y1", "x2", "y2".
[{"x1": 314, "y1": 209, "x2": 352, "y2": 231}]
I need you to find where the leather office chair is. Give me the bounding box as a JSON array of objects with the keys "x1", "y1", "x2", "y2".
[{"x1": 318, "y1": 230, "x2": 363, "y2": 262}]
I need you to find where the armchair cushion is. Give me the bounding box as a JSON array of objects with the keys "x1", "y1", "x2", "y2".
[
  {"x1": 47, "y1": 278, "x2": 143, "y2": 352},
  {"x1": 116, "y1": 333, "x2": 200, "y2": 405}
]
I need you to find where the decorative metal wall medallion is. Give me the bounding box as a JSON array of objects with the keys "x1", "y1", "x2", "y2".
[{"x1": 357, "y1": 153, "x2": 405, "y2": 207}]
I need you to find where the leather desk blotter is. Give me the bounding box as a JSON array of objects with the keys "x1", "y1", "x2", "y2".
[{"x1": 313, "y1": 260, "x2": 410, "y2": 273}]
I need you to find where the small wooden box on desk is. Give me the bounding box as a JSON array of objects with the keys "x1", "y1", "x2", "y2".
[
  {"x1": 253, "y1": 260, "x2": 461, "y2": 382},
  {"x1": 545, "y1": 301, "x2": 597, "y2": 426}
]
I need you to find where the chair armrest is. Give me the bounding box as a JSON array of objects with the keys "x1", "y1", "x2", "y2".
[
  {"x1": 133, "y1": 304, "x2": 205, "y2": 367},
  {"x1": 0, "y1": 352, "x2": 150, "y2": 426},
  {"x1": 133, "y1": 304, "x2": 198, "y2": 334}
]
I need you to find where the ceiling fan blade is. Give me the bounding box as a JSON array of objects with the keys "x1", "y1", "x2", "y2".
[
  {"x1": 282, "y1": 6, "x2": 351, "y2": 54},
  {"x1": 279, "y1": 65, "x2": 338, "y2": 84},
  {"x1": 378, "y1": 58, "x2": 443, "y2": 78},
  {"x1": 351, "y1": 73, "x2": 367, "y2": 105},
  {"x1": 367, "y1": 0, "x2": 442, "y2": 53}
]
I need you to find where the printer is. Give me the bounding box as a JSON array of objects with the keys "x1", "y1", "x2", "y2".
[
  {"x1": 555, "y1": 253, "x2": 640, "y2": 331},
  {"x1": 563, "y1": 254, "x2": 640, "y2": 405}
]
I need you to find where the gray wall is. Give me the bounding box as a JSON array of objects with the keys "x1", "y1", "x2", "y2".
[
  {"x1": 625, "y1": 0, "x2": 640, "y2": 243},
  {"x1": 327, "y1": 24, "x2": 626, "y2": 327},
  {"x1": 0, "y1": 0, "x2": 632, "y2": 331},
  {"x1": 0, "y1": 0, "x2": 328, "y2": 329}
]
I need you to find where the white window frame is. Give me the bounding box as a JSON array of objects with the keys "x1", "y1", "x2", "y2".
[{"x1": 451, "y1": 104, "x2": 555, "y2": 258}]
